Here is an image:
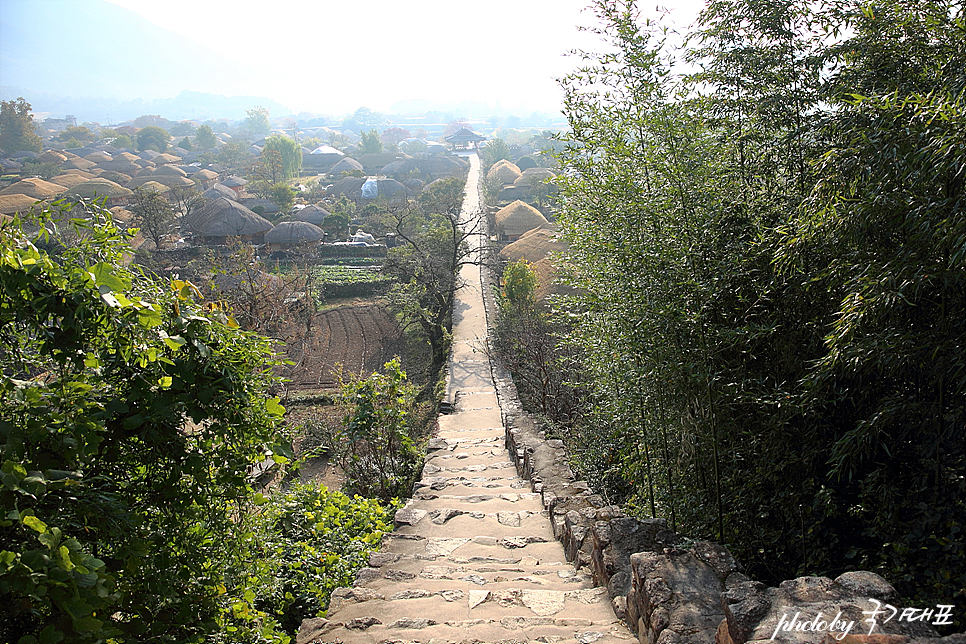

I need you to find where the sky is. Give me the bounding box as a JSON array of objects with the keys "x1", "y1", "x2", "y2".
[{"x1": 101, "y1": 0, "x2": 706, "y2": 117}]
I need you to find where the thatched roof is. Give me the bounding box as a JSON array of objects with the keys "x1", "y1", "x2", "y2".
[
  {"x1": 152, "y1": 153, "x2": 182, "y2": 164},
  {"x1": 97, "y1": 171, "x2": 133, "y2": 185},
  {"x1": 187, "y1": 197, "x2": 272, "y2": 238},
  {"x1": 153, "y1": 164, "x2": 188, "y2": 178},
  {"x1": 265, "y1": 220, "x2": 324, "y2": 245},
  {"x1": 222, "y1": 176, "x2": 248, "y2": 188},
  {"x1": 291, "y1": 204, "x2": 329, "y2": 226},
  {"x1": 0, "y1": 193, "x2": 42, "y2": 216},
  {"x1": 499, "y1": 223, "x2": 564, "y2": 264},
  {"x1": 499, "y1": 223, "x2": 575, "y2": 303},
  {"x1": 83, "y1": 152, "x2": 113, "y2": 164},
  {"x1": 60, "y1": 169, "x2": 96, "y2": 180},
  {"x1": 328, "y1": 157, "x2": 364, "y2": 175},
  {"x1": 203, "y1": 184, "x2": 237, "y2": 201},
  {"x1": 328, "y1": 176, "x2": 366, "y2": 199},
  {"x1": 513, "y1": 167, "x2": 556, "y2": 188},
  {"x1": 381, "y1": 156, "x2": 467, "y2": 178},
  {"x1": 37, "y1": 151, "x2": 68, "y2": 164},
  {"x1": 115, "y1": 152, "x2": 140, "y2": 162},
  {"x1": 67, "y1": 179, "x2": 134, "y2": 200},
  {"x1": 495, "y1": 200, "x2": 548, "y2": 239},
  {"x1": 238, "y1": 198, "x2": 279, "y2": 215},
  {"x1": 60, "y1": 158, "x2": 97, "y2": 171},
  {"x1": 128, "y1": 174, "x2": 194, "y2": 189},
  {"x1": 194, "y1": 169, "x2": 219, "y2": 182},
  {"x1": 0, "y1": 178, "x2": 68, "y2": 200},
  {"x1": 96, "y1": 159, "x2": 141, "y2": 174},
  {"x1": 371, "y1": 178, "x2": 411, "y2": 199},
  {"x1": 47, "y1": 173, "x2": 91, "y2": 189},
  {"x1": 309, "y1": 145, "x2": 344, "y2": 156},
  {"x1": 487, "y1": 160, "x2": 522, "y2": 186},
  {"x1": 136, "y1": 180, "x2": 170, "y2": 194}
]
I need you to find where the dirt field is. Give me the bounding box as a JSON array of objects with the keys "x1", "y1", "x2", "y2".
[{"x1": 282, "y1": 299, "x2": 405, "y2": 393}]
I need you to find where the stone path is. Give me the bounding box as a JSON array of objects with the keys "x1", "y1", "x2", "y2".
[{"x1": 298, "y1": 154, "x2": 633, "y2": 644}]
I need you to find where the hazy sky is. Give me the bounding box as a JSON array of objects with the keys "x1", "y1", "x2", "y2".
[{"x1": 103, "y1": 0, "x2": 705, "y2": 116}]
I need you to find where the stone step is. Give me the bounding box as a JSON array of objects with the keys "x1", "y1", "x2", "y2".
[
  {"x1": 300, "y1": 614, "x2": 634, "y2": 644},
  {"x1": 349, "y1": 566, "x2": 599, "y2": 595}
]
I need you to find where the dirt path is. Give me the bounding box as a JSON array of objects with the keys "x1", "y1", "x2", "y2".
[{"x1": 299, "y1": 154, "x2": 633, "y2": 644}]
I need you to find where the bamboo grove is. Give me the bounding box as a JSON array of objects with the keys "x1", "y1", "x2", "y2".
[{"x1": 552, "y1": 0, "x2": 966, "y2": 617}]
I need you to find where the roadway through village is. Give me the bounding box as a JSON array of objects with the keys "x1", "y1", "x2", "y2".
[{"x1": 298, "y1": 153, "x2": 634, "y2": 644}]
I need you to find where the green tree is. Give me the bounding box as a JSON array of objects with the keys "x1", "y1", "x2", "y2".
[
  {"x1": 177, "y1": 136, "x2": 192, "y2": 150},
  {"x1": 268, "y1": 183, "x2": 295, "y2": 213},
  {"x1": 136, "y1": 125, "x2": 171, "y2": 153},
  {"x1": 58, "y1": 125, "x2": 94, "y2": 143},
  {"x1": 130, "y1": 185, "x2": 178, "y2": 250},
  {"x1": 195, "y1": 124, "x2": 217, "y2": 150},
  {"x1": 0, "y1": 202, "x2": 288, "y2": 642},
  {"x1": 554, "y1": 0, "x2": 966, "y2": 622},
  {"x1": 481, "y1": 138, "x2": 511, "y2": 168},
  {"x1": 217, "y1": 140, "x2": 248, "y2": 174},
  {"x1": 21, "y1": 160, "x2": 62, "y2": 180},
  {"x1": 383, "y1": 177, "x2": 472, "y2": 370},
  {"x1": 336, "y1": 359, "x2": 421, "y2": 500},
  {"x1": 358, "y1": 128, "x2": 383, "y2": 154},
  {"x1": 262, "y1": 134, "x2": 302, "y2": 180},
  {"x1": 245, "y1": 106, "x2": 271, "y2": 137},
  {"x1": 0, "y1": 97, "x2": 42, "y2": 153}
]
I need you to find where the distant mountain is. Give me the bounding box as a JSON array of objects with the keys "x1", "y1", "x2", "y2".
[{"x1": 0, "y1": 0, "x2": 290, "y2": 123}]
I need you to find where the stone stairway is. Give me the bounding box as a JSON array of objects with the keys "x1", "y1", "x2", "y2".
[{"x1": 297, "y1": 154, "x2": 633, "y2": 644}]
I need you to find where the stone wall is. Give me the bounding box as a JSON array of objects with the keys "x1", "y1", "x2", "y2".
[{"x1": 487, "y1": 323, "x2": 963, "y2": 644}]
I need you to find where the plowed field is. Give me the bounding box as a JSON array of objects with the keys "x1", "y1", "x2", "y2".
[{"x1": 283, "y1": 301, "x2": 404, "y2": 392}]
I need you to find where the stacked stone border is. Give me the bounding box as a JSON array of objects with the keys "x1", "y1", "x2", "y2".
[{"x1": 481, "y1": 242, "x2": 963, "y2": 644}]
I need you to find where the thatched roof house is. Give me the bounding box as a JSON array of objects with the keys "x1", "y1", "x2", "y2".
[
  {"x1": 0, "y1": 194, "x2": 42, "y2": 217},
  {"x1": 494, "y1": 200, "x2": 548, "y2": 242},
  {"x1": 193, "y1": 169, "x2": 219, "y2": 189},
  {"x1": 0, "y1": 178, "x2": 68, "y2": 200},
  {"x1": 487, "y1": 160, "x2": 522, "y2": 186},
  {"x1": 97, "y1": 171, "x2": 133, "y2": 185},
  {"x1": 47, "y1": 173, "x2": 91, "y2": 189},
  {"x1": 128, "y1": 174, "x2": 194, "y2": 190},
  {"x1": 381, "y1": 156, "x2": 468, "y2": 181},
  {"x1": 153, "y1": 164, "x2": 188, "y2": 178},
  {"x1": 37, "y1": 151, "x2": 68, "y2": 164},
  {"x1": 83, "y1": 152, "x2": 113, "y2": 164},
  {"x1": 291, "y1": 204, "x2": 329, "y2": 226},
  {"x1": 356, "y1": 152, "x2": 408, "y2": 174},
  {"x1": 60, "y1": 157, "x2": 97, "y2": 171},
  {"x1": 66, "y1": 179, "x2": 134, "y2": 205},
  {"x1": 513, "y1": 167, "x2": 556, "y2": 187},
  {"x1": 186, "y1": 197, "x2": 272, "y2": 244},
  {"x1": 265, "y1": 221, "x2": 324, "y2": 248},
  {"x1": 152, "y1": 153, "x2": 181, "y2": 165},
  {"x1": 328, "y1": 176, "x2": 365, "y2": 200},
  {"x1": 203, "y1": 184, "x2": 237, "y2": 201},
  {"x1": 136, "y1": 180, "x2": 170, "y2": 195},
  {"x1": 328, "y1": 157, "x2": 364, "y2": 176},
  {"x1": 499, "y1": 223, "x2": 576, "y2": 303}
]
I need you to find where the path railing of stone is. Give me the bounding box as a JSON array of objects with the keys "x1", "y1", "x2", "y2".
[{"x1": 296, "y1": 153, "x2": 634, "y2": 644}]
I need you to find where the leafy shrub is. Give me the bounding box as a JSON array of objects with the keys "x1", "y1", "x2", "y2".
[
  {"x1": 0, "y1": 203, "x2": 287, "y2": 643},
  {"x1": 335, "y1": 359, "x2": 422, "y2": 501},
  {"x1": 223, "y1": 482, "x2": 396, "y2": 639}
]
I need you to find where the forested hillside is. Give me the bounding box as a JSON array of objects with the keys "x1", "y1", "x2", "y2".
[{"x1": 551, "y1": 0, "x2": 965, "y2": 619}]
